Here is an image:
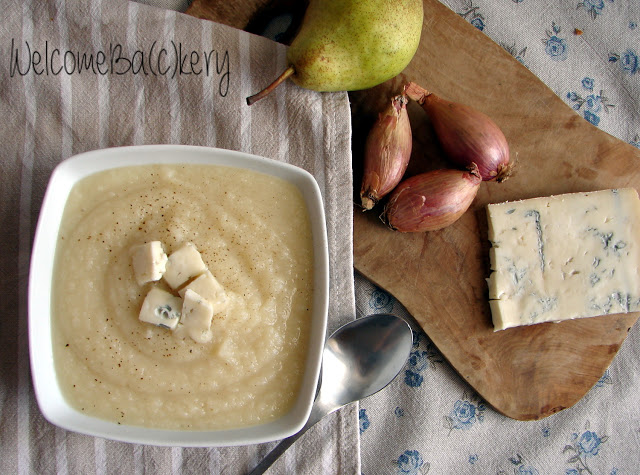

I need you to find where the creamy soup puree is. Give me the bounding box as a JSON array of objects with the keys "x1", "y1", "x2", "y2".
[{"x1": 51, "y1": 164, "x2": 314, "y2": 430}]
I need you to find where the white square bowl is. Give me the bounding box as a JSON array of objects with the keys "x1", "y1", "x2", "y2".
[{"x1": 28, "y1": 145, "x2": 329, "y2": 447}]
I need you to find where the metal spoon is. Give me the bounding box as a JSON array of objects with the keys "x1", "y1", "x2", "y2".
[{"x1": 248, "y1": 313, "x2": 413, "y2": 474}]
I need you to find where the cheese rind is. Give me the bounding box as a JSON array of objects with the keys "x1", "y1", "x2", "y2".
[
  {"x1": 487, "y1": 188, "x2": 640, "y2": 331},
  {"x1": 163, "y1": 242, "x2": 208, "y2": 290}
]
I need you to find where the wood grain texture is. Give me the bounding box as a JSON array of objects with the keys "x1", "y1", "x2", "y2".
[
  {"x1": 185, "y1": 0, "x2": 270, "y2": 29},
  {"x1": 187, "y1": 0, "x2": 640, "y2": 420},
  {"x1": 351, "y1": 0, "x2": 640, "y2": 420}
]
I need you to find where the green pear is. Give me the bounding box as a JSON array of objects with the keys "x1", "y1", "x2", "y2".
[{"x1": 246, "y1": 0, "x2": 423, "y2": 105}]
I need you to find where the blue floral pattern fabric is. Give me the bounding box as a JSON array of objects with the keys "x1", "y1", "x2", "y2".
[
  {"x1": 358, "y1": 3, "x2": 639, "y2": 472},
  {"x1": 357, "y1": 243, "x2": 639, "y2": 474},
  {"x1": 563, "y1": 423, "x2": 610, "y2": 473},
  {"x1": 445, "y1": 393, "x2": 486, "y2": 433},
  {"x1": 566, "y1": 77, "x2": 615, "y2": 126},
  {"x1": 544, "y1": 22, "x2": 569, "y2": 62},
  {"x1": 356, "y1": 2, "x2": 637, "y2": 474},
  {"x1": 445, "y1": 0, "x2": 640, "y2": 146}
]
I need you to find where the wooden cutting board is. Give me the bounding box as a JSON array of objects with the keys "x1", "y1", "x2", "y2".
[
  {"x1": 187, "y1": 0, "x2": 640, "y2": 420},
  {"x1": 350, "y1": 2, "x2": 640, "y2": 421}
]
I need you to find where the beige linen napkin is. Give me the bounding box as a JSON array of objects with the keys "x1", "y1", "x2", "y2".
[{"x1": 0, "y1": 0, "x2": 358, "y2": 473}]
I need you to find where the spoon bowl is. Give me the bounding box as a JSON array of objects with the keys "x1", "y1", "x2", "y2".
[
  {"x1": 320, "y1": 313, "x2": 414, "y2": 407},
  {"x1": 249, "y1": 313, "x2": 413, "y2": 474}
]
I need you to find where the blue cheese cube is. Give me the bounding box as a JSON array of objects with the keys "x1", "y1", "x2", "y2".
[
  {"x1": 130, "y1": 241, "x2": 168, "y2": 285},
  {"x1": 163, "y1": 242, "x2": 208, "y2": 290},
  {"x1": 487, "y1": 188, "x2": 640, "y2": 331},
  {"x1": 178, "y1": 270, "x2": 227, "y2": 314},
  {"x1": 181, "y1": 289, "x2": 214, "y2": 343},
  {"x1": 139, "y1": 287, "x2": 182, "y2": 330}
]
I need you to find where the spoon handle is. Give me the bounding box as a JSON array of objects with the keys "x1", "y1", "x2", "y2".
[{"x1": 247, "y1": 403, "x2": 333, "y2": 475}]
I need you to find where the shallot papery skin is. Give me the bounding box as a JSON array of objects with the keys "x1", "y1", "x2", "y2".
[
  {"x1": 405, "y1": 82, "x2": 511, "y2": 182},
  {"x1": 383, "y1": 167, "x2": 482, "y2": 232},
  {"x1": 360, "y1": 94, "x2": 412, "y2": 210}
]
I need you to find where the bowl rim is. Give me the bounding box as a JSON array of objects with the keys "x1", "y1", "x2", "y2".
[{"x1": 28, "y1": 144, "x2": 329, "y2": 447}]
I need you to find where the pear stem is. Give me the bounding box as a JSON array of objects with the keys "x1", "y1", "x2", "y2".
[{"x1": 246, "y1": 66, "x2": 296, "y2": 105}]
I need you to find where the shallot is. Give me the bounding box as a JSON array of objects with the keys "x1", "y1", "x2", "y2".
[
  {"x1": 404, "y1": 82, "x2": 511, "y2": 182},
  {"x1": 360, "y1": 94, "x2": 412, "y2": 210},
  {"x1": 382, "y1": 165, "x2": 482, "y2": 232}
]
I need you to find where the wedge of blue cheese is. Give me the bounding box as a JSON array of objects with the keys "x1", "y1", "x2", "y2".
[
  {"x1": 178, "y1": 270, "x2": 227, "y2": 314},
  {"x1": 181, "y1": 289, "x2": 215, "y2": 343},
  {"x1": 163, "y1": 242, "x2": 208, "y2": 290},
  {"x1": 130, "y1": 241, "x2": 168, "y2": 285},
  {"x1": 139, "y1": 287, "x2": 182, "y2": 330},
  {"x1": 487, "y1": 188, "x2": 640, "y2": 331}
]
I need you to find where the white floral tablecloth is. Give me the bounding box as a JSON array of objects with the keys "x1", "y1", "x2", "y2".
[{"x1": 356, "y1": 2, "x2": 640, "y2": 474}]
